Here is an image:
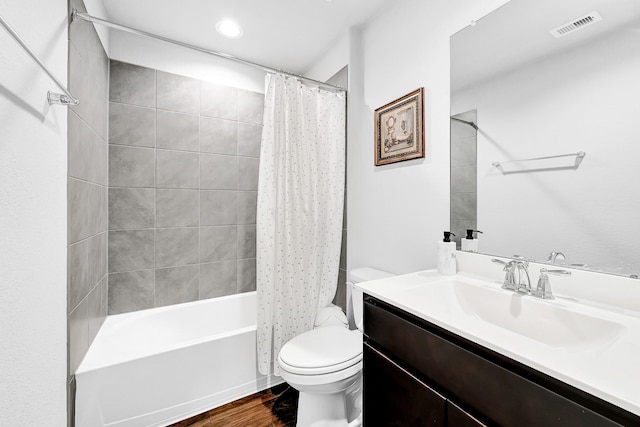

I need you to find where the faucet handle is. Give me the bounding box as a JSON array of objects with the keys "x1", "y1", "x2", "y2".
[
  {"x1": 491, "y1": 259, "x2": 518, "y2": 290},
  {"x1": 491, "y1": 258, "x2": 520, "y2": 267},
  {"x1": 532, "y1": 268, "x2": 571, "y2": 300},
  {"x1": 546, "y1": 251, "x2": 567, "y2": 264}
]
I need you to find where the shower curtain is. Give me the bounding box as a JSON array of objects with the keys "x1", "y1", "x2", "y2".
[{"x1": 256, "y1": 73, "x2": 346, "y2": 376}]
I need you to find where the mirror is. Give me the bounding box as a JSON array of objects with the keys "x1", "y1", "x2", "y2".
[{"x1": 450, "y1": 0, "x2": 640, "y2": 277}]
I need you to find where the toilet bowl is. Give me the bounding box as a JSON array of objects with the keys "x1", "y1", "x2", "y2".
[{"x1": 277, "y1": 267, "x2": 393, "y2": 427}]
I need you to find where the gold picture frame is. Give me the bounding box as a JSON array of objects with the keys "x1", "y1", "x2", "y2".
[{"x1": 374, "y1": 88, "x2": 424, "y2": 166}]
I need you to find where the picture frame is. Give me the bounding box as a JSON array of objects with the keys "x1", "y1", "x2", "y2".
[{"x1": 374, "y1": 88, "x2": 424, "y2": 166}]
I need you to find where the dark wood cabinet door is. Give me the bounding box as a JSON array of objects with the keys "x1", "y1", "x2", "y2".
[
  {"x1": 447, "y1": 401, "x2": 487, "y2": 427},
  {"x1": 363, "y1": 343, "x2": 446, "y2": 426}
]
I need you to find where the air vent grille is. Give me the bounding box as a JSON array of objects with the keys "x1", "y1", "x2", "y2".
[{"x1": 550, "y1": 11, "x2": 603, "y2": 38}]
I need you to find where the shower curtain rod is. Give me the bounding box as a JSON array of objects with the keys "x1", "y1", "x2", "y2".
[{"x1": 71, "y1": 10, "x2": 346, "y2": 93}]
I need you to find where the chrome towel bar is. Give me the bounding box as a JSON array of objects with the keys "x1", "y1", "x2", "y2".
[
  {"x1": 0, "y1": 13, "x2": 79, "y2": 106},
  {"x1": 492, "y1": 151, "x2": 585, "y2": 172}
]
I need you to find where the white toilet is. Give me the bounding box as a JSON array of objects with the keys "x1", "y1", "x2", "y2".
[{"x1": 277, "y1": 267, "x2": 393, "y2": 427}]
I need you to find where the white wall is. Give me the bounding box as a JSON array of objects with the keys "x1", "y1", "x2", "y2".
[
  {"x1": 452, "y1": 26, "x2": 640, "y2": 274},
  {"x1": 332, "y1": 0, "x2": 508, "y2": 275},
  {"x1": 0, "y1": 0, "x2": 68, "y2": 424},
  {"x1": 109, "y1": 31, "x2": 266, "y2": 93},
  {"x1": 304, "y1": 33, "x2": 350, "y2": 83}
]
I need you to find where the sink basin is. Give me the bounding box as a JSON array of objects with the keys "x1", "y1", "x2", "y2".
[{"x1": 403, "y1": 278, "x2": 624, "y2": 349}]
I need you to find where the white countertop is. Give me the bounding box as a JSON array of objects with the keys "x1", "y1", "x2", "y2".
[{"x1": 355, "y1": 253, "x2": 640, "y2": 416}]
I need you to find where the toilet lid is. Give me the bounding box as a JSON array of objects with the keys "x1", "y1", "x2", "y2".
[{"x1": 278, "y1": 327, "x2": 363, "y2": 375}]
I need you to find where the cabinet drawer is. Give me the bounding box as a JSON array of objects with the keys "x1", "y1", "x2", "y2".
[
  {"x1": 447, "y1": 401, "x2": 488, "y2": 427},
  {"x1": 364, "y1": 297, "x2": 623, "y2": 427},
  {"x1": 364, "y1": 343, "x2": 446, "y2": 426}
]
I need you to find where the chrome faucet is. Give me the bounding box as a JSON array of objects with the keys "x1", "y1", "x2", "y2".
[
  {"x1": 514, "y1": 260, "x2": 532, "y2": 294},
  {"x1": 546, "y1": 251, "x2": 566, "y2": 265},
  {"x1": 492, "y1": 258, "x2": 531, "y2": 294},
  {"x1": 493, "y1": 259, "x2": 571, "y2": 300},
  {"x1": 532, "y1": 268, "x2": 571, "y2": 300}
]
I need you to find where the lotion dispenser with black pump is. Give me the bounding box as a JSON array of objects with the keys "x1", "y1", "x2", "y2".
[
  {"x1": 461, "y1": 229, "x2": 483, "y2": 253},
  {"x1": 437, "y1": 231, "x2": 457, "y2": 275}
]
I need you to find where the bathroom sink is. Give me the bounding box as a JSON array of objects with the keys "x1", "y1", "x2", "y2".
[{"x1": 402, "y1": 278, "x2": 624, "y2": 349}]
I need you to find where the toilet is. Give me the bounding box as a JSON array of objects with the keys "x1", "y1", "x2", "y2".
[{"x1": 278, "y1": 267, "x2": 393, "y2": 427}]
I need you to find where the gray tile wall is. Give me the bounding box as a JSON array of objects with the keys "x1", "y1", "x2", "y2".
[
  {"x1": 67, "y1": 0, "x2": 109, "y2": 423},
  {"x1": 450, "y1": 110, "x2": 478, "y2": 248},
  {"x1": 326, "y1": 66, "x2": 348, "y2": 312},
  {"x1": 108, "y1": 60, "x2": 264, "y2": 314}
]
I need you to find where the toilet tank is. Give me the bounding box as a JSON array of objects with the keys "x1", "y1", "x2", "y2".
[
  {"x1": 349, "y1": 267, "x2": 394, "y2": 284},
  {"x1": 347, "y1": 267, "x2": 394, "y2": 331},
  {"x1": 314, "y1": 305, "x2": 348, "y2": 328}
]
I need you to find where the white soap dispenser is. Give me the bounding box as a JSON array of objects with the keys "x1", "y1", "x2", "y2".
[
  {"x1": 437, "y1": 231, "x2": 457, "y2": 275},
  {"x1": 461, "y1": 229, "x2": 483, "y2": 253}
]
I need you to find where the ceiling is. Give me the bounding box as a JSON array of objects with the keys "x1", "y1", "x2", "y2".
[
  {"x1": 451, "y1": 0, "x2": 640, "y2": 92},
  {"x1": 98, "y1": 0, "x2": 389, "y2": 75}
]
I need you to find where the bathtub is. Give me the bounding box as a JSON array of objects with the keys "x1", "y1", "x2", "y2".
[{"x1": 75, "y1": 291, "x2": 282, "y2": 427}]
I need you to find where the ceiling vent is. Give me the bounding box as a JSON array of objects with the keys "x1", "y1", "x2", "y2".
[{"x1": 550, "y1": 11, "x2": 603, "y2": 38}]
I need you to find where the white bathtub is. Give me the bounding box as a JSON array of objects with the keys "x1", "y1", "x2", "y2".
[{"x1": 75, "y1": 291, "x2": 282, "y2": 427}]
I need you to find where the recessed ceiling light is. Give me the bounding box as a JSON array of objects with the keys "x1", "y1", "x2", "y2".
[{"x1": 216, "y1": 20, "x2": 243, "y2": 39}]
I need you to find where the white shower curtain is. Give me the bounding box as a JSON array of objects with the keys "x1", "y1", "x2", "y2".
[{"x1": 256, "y1": 73, "x2": 346, "y2": 376}]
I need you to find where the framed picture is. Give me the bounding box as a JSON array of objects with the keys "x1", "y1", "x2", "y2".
[{"x1": 374, "y1": 88, "x2": 424, "y2": 166}]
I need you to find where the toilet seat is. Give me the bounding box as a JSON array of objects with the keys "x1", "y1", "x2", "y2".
[
  {"x1": 278, "y1": 327, "x2": 363, "y2": 378},
  {"x1": 279, "y1": 359, "x2": 363, "y2": 387}
]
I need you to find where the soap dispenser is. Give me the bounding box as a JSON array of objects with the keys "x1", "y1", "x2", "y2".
[
  {"x1": 437, "y1": 231, "x2": 457, "y2": 275},
  {"x1": 461, "y1": 229, "x2": 483, "y2": 253}
]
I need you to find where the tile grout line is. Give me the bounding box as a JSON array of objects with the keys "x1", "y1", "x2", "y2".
[
  {"x1": 198, "y1": 89, "x2": 202, "y2": 302},
  {"x1": 236, "y1": 103, "x2": 240, "y2": 296},
  {"x1": 153, "y1": 68, "x2": 158, "y2": 310}
]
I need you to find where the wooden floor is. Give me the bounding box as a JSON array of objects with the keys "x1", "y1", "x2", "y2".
[{"x1": 169, "y1": 384, "x2": 298, "y2": 427}]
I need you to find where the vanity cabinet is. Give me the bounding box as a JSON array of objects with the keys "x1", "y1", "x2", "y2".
[
  {"x1": 446, "y1": 401, "x2": 486, "y2": 427},
  {"x1": 363, "y1": 296, "x2": 638, "y2": 427},
  {"x1": 363, "y1": 343, "x2": 446, "y2": 425}
]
